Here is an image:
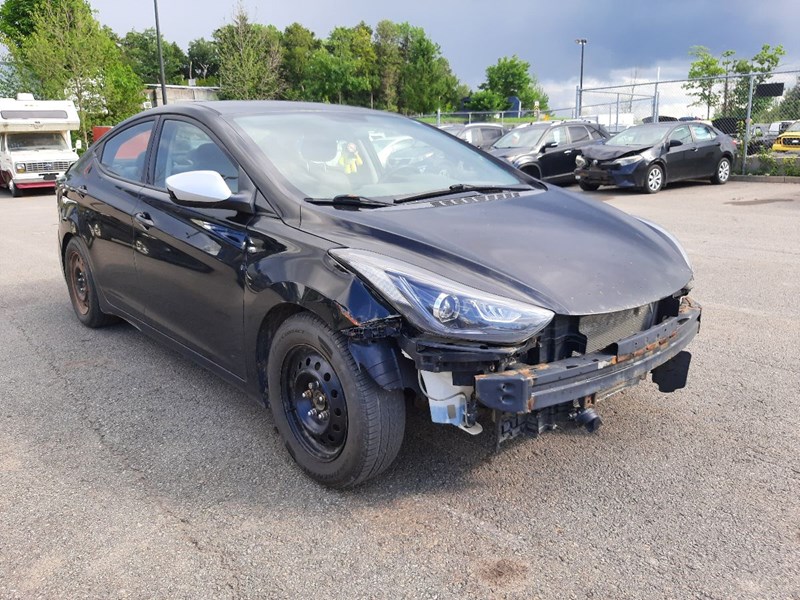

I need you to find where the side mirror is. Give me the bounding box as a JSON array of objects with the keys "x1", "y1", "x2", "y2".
[
  {"x1": 166, "y1": 170, "x2": 253, "y2": 214},
  {"x1": 542, "y1": 141, "x2": 558, "y2": 151},
  {"x1": 668, "y1": 139, "x2": 683, "y2": 149}
]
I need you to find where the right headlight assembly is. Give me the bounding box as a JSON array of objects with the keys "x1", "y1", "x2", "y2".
[{"x1": 330, "y1": 249, "x2": 554, "y2": 345}]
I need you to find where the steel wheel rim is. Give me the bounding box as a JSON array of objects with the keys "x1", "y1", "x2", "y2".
[
  {"x1": 68, "y1": 251, "x2": 90, "y2": 315},
  {"x1": 281, "y1": 345, "x2": 348, "y2": 461},
  {"x1": 648, "y1": 166, "x2": 662, "y2": 191},
  {"x1": 718, "y1": 159, "x2": 730, "y2": 181}
]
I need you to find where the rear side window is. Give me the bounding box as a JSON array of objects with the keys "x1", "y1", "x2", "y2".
[
  {"x1": 100, "y1": 121, "x2": 153, "y2": 182},
  {"x1": 690, "y1": 125, "x2": 716, "y2": 141},
  {"x1": 481, "y1": 127, "x2": 503, "y2": 143}
]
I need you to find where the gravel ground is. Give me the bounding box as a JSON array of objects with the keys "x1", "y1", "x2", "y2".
[{"x1": 1, "y1": 181, "x2": 798, "y2": 599}]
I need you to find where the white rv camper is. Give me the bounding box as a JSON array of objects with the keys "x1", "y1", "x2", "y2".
[{"x1": 0, "y1": 93, "x2": 80, "y2": 196}]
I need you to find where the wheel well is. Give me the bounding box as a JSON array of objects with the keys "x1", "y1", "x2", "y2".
[
  {"x1": 520, "y1": 164, "x2": 541, "y2": 179},
  {"x1": 255, "y1": 303, "x2": 307, "y2": 406},
  {"x1": 60, "y1": 232, "x2": 74, "y2": 272}
]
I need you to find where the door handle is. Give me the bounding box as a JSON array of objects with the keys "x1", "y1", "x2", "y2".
[
  {"x1": 77, "y1": 185, "x2": 87, "y2": 198},
  {"x1": 134, "y1": 212, "x2": 154, "y2": 229},
  {"x1": 564, "y1": 150, "x2": 572, "y2": 154},
  {"x1": 691, "y1": 147, "x2": 699, "y2": 152}
]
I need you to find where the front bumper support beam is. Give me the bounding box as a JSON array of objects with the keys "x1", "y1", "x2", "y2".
[{"x1": 475, "y1": 298, "x2": 701, "y2": 413}]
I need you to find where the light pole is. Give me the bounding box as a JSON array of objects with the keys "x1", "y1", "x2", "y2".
[
  {"x1": 153, "y1": 0, "x2": 168, "y2": 106},
  {"x1": 575, "y1": 38, "x2": 587, "y2": 117}
]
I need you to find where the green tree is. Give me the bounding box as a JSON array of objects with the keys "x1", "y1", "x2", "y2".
[
  {"x1": 0, "y1": 0, "x2": 48, "y2": 48},
  {"x1": 373, "y1": 20, "x2": 402, "y2": 111},
  {"x1": 465, "y1": 89, "x2": 506, "y2": 112},
  {"x1": 187, "y1": 37, "x2": 219, "y2": 82},
  {"x1": 482, "y1": 55, "x2": 548, "y2": 110},
  {"x1": 325, "y1": 22, "x2": 378, "y2": 106},
  {"x1": 682, "y1": 46, "x2": 725, "y2": 119},
  {"x1": 214, "y1": 6, "x2": 283, "y2": 100},
  {"x1": 279, "y1": 23, "x2": 319, "y2": 100},
  {"x1": 728, "y1": 44, "x2": 786, "y2": 117},
  {"x1": 120, "y1": 28, "x2": 187, "y2": 85},
  {"x1": 14, "y1": 0, "x2": 142, "y2": 145},
  {"x1": 396, "y1": 24, "x2": 460, "y2": 114}
]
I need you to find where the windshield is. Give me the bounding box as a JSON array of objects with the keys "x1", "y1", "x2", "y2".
[
  {"x1": 232, "y1": 111, "x2": 521, "y2": 200},
  {"x1": 7, "y1": 132, "x2": 68, "y2": 151},
  {"x1": 607, "y1": 124, "x2": 673, "y2": 147},
  {"x1": 786, "y1": 122, "x2": 800, "y2": 132},
  {"x1": 493, "y1": 126, "x2": 548, "y2": 149}
]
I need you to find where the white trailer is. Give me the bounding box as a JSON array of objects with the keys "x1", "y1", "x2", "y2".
[{"x1": 0, "y1": 94, "x2": 80, "y2": 196}]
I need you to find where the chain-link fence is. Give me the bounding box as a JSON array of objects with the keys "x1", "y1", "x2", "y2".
[
  {"x1": 579, "y1": 70, "x2": 800, "y2": 174},
  {"x1": 419, "y1": 70, "x2": 800, "y2": 175}
]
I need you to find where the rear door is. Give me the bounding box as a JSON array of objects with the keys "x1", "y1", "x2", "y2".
[
  {"x1": 132, "y1": 117, "x2": 252, "y2": 378},
  {"x1": 63, "y1": 120, "x2": 154, "y2": 317},
  {"x1": 688, "y1": 124, "x2": 723, "y2": 178}
]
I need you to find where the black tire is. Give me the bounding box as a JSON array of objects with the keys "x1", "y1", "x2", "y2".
[
  {"x1": 579, "y1": 180, "x2": 600, "y2": 191},
  {"x1": 642, "y1": 163, "x2": 664, "y2": 194},
  {"x1": 267, "y1": 312, "x2": 405, "y2": 488},
  {"x1": 8, "y1": 180, "x2": 21, "y2": 197},
  {"x1": 64, "y1": 238, "x2": 118, "y2": 328},
  {"x1": 711, "y1": 156, "x2": 731, "y2": 185}
]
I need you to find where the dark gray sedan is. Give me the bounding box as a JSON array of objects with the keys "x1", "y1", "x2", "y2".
[{"x1": 575, "y1": 121, "x2": 737, "y2": 193}]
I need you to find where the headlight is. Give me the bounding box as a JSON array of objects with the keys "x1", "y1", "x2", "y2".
[
  {"x1": 330, "y1": 249, "x2": 554, "y2": 344},
  {"x1": 575, "y1": 155, "x2": 587, "y2": 168},
  {"x1": 611, "y1": 154, "x2": 643, "y2": 167},
  {"x1": 636, "y1": 217, "x2": 693, "y2": 272},
  {"x1": 15, "y1": 163, "x2": 26, "y2": 173}
]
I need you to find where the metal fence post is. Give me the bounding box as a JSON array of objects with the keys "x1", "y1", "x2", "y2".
[
  {"x1": 436, "y1": 108, "x2": 441, "y2": 127},
  {"x1": 615, "y1": 93, "x2": 620, "y2": 131},
  {"x1": 575, "y1": 86, "x2": 580, "y2": 118},
  {"x1": 742, "y1": 73, "x2": 756, "y2": 175}
]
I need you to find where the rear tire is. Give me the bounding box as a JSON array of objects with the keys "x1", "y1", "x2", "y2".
[
  {"x1": 579, "y1": 180, "x2": 600, "y2": 191},
  {"x1": 267, "y1": 312, "x2": 405, "y2": 488},
  {"x1": 64, "y1": 238, "x2": 118, "y2": 328},
  {"x1": 711, "y1": 156, "x2": 731, "y2": 185},
  {"x1": 642, "y1": 164, "x2": 664, "y2": 194}
]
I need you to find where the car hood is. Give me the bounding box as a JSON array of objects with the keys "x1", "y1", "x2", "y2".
[
  {"x1": 488, "y1": 147, "x2": 535, "y2": 160},
  {"x1": 582, "y1": 143, "x2": 654, "y2": 161},
  {"x1": 297, "y1": 187, "x2": 692, "y2": 316}
]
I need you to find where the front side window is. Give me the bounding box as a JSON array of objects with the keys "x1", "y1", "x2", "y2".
[
  {"x1": 154, "y1": 120, "x2": 239, "y2": 192},
  {"x1": 669, "y1": 126, "x2": 693, "y2": 146},
  {"x1": 99, "y1": 121, "x2": 153, "y2": 182},
  {"x1": 541, "y1": 127, "x2": 567, "y2": 147}
]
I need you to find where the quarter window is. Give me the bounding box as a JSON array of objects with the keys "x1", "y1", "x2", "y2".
[
  {"x1": 99, "y1": 121, "x2": 153, "y2": 182},
  {"x1": 154, "y1": 120, "x2": 239, "y2": 192}
]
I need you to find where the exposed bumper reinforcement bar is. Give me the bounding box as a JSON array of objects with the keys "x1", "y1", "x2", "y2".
[{"x1": 475, "y1": 297, "x2": 701, "y2": 413}]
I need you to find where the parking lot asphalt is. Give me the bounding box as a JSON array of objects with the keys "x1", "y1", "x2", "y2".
[{"x1": 1, "y1": 181, "x2": 798, "y2": 599}]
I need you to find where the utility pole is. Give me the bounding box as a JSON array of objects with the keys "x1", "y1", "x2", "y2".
[
  {"x1": 575, "y1": 38, "x2": 587, "y2": 117},
  {"x1": 153, "y1": 0, "x2": 168, "y2": 106}
]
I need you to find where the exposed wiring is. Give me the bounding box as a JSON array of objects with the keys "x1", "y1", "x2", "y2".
[{"x1": 417, "y1": 371, "x2": 466, "y2": 402}]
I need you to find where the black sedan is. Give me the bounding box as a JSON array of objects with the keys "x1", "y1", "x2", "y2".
[
  {"x1": 575, "y1": 122, "x2": 736, "y2": 193},
  {"x1": 58, "y1": 102, "x2": 701, "y2": 487}
]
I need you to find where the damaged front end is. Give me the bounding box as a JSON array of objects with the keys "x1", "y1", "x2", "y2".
[{"x1": 352, "y1": 294, "x2": 700, "y2": 448}]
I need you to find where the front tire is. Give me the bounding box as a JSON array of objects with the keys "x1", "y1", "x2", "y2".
[
  {"x1": 8, "y1": 180, "x2": 21, "y2": 197},
  {"x1": 579, "y1": 180, "x2": 600, "y2": 191},
  {"x1": 267, "y1": 313, "x2": 405, "y2": 488},
  {"x1": 642, "y1": 164, "x2": 664, "y2": 194},
  {"x1": 711, "y1": 156, "x2": 731, "y2": 185},
  {"x1": 64, "y1": 238, "x2": 118, "y2": 328}
]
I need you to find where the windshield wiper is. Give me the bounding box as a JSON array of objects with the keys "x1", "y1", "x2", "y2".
[
  {"x1": 304, "y1": 194, "x2": 393, "y2": 208},
  {"x1": 394, "y1": 183, "x2": 533, "y2": 204}
]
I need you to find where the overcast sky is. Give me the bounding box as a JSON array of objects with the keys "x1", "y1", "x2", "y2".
[{"x1": 91, "y1": 0, "x2": 800, "y2": 107}]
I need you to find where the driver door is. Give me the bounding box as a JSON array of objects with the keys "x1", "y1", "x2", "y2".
[{"x1": 664, "y1": 125, "x2": 694, "y2": 182}]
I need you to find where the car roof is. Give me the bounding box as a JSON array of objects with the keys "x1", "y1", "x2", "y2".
[{"x1": 143, "y1": 100, "x2": 391, "y2": 119}]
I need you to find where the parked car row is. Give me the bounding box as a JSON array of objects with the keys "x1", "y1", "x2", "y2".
[{"x1": 772, "y1": 121, "x2": 800, "y2": 152}]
